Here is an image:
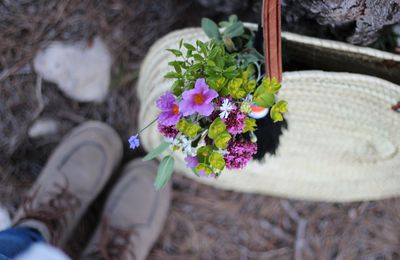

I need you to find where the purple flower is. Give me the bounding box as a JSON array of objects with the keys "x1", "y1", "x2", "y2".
[
  {"x1": 224, "y1": 107, "x2": 246, "y2": 135},
  {"x1": 128, "y1": 134, "x2": 140, "y2": 150},
  {"x1": 179, "y1": 78, "x2": 218, "y2": 116},
  {"x1": 224, "y1": 139, "x2": 257, "y2": 169},
  {"x1": 197, "y1": 170, "x2": 216, "y2": 178},
  {"x1": 198, "y1": 170, "x2": 207, "y2": 177},
  {"x1": 185, "y1": 156, "x2": 198, "y2": 168},
  {"x1": 157, "y1": 91, "x2": 182, "y2": 126},
  {"x1": 158, "y1": 123, "x2": 178, "y2": 138}
]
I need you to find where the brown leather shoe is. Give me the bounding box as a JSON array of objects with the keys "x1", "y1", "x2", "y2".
[
  {"x1": 13, "y1": 121, "x2": 122, "y2": 247},
  {"x1": 80, "y1": 159, "x2": 171, "y2": 260}
]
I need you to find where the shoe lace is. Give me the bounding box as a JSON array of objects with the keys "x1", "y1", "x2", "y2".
[
  {"x1": 85, "y1": 217, "x2": 137, "y2": 260},
  {"x1": 21, "y1": 178, "x2": 81, "y2": 244}
]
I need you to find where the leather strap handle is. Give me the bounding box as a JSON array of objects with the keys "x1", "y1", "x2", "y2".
[{"x1": 262, "y1": 0, "x2": 282, "y2": 82}]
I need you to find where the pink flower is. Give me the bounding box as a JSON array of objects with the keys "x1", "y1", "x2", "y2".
[
  {"x1": 157, "y1": 91, "x2": 182, "y2": 126},
  {"x1": 179, "y1": 78, "x2": 218, "y2": 116},
  {"x1": 157, "y1": 123, "x2": 178, "y2": 138},
  {"x1": 224, "y1": 107, "x2": 246, "y2": 135},
  {"x1": 224, "y1": 139, "x2": 257, "y2": 169}
]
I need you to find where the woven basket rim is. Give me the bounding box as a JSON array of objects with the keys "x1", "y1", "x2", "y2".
[{"x1": 240, "y1": 22, "x2": 400, "y2": 62}]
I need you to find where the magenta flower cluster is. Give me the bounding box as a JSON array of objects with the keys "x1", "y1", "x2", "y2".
[
  {"x1": 157, "y1": 123, "x2": 178, "y2": 138},
  {"x1": 223, "y1": 108, "x2": 246, "y2": 135},
  {"x1": 224, "y1": 139, "x2": 257, "y2": 169}
]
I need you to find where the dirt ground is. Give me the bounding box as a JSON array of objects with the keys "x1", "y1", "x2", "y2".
[{"x1": 1, "y1": 1, "x2": 400, "y2": 259}]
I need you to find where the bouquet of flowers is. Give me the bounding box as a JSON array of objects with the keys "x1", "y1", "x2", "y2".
[{"x1": 130, "y1": 15, "x2": 287, "y2": 189}]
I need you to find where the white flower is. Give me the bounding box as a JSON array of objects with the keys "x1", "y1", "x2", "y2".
[
  {"x1": 219, "y1": 99, "x2": 235, "y2": 119},
  {"x1": 173, "y1": 135, "x2": 196, "y2": 156},
  {"x1": 184, "y1": 146, "x2": 196, "y2": 156},
  {"x1": 181, "y1": 136, "x2": 196, "y2": 155},
  {"x1": 245, "y1": 94, "x2": 253, "y2": 102}
]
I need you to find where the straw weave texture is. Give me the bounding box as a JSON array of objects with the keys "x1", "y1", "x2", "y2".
[{"x1": 137, "y1": 26, "x2": 400, "y2": 201}]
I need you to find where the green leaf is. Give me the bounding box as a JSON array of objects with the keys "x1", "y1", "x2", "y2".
[
  {"x1": 244, "y1": 79, "x2": 256, "y2": 93},
  {"x1": 166, "y1": 48, "x2": 182, "y2": 57},
  {"x1": 225, "y1": 65, "x2": 237, "y2": 72},
  {"x1": 229, "y1": 14, "x2": 238, "y2": 23},
  {"x1": 183, "y1": 43, "x2": 196, "y2": 51},
  {"x1": 208, "y1": 46, "x2": 220, "y2": 60},
  {"x1": 176, "y1": 119, "x2": 201, "y2": 138},
  {"x1": 197, "y1": 145, "x2": 213, "y2": 163},
  {"x1": 215, "y1": 55, "x2": 225, "y2": 68},
  {"x1": 171, "y1": 79, "x2": 184, "y2": 96},
  {"x1": 209, "y1": 152, "x2": 225, "y2": 170},
  {"x1": 195, "y1": 163, "x2": 213, "y2": 176},
  {"x1": 200, "y1": 43, "x2": 209, "y2": 56},
  {"x1": 176, "y1": 119, "x2": 190, "y2": 133},
  {"x1": 197, "y1": 145, "x2": 213, "y2": 157},
  {"x1": 223, "y1": 22, "x2": 244, "y2": 38},
  {"x1": 208, "y1": 118, "x2": 227, "y2": 139},
  {"x1": 164, "y1": 72, "x2": 181, "y2": 79},
  {"x1": 228, "y1": 78, "x2": 246, "y2": 99},
  {"x1": 214, "y1": 132, "x2": 231, "y2": 149},
  {"x1": 238, "y1": 53, "x2": 260, "y2": 66},
  {"x1": 262, "y1": 77, "x2": 281, "y2": 94},
  {"x1": 179, "y1": 39, "x2": 183, "y2": 49},
  {"x1": 196, "y1": 40, "x2": 203, "y2": 48},
  {"x1": 245, "y1": 64, "x2": 256, "y2": 77},
  {"x1": 223, "y1": 65, "x2": 239, "y2": 79},
  {"x1": 143, "y1": 142, "x2": 170, "y2": 161},
  {"x1": 270, "y1": 100, "x2": 288, "y2": 123},
  {"x1": 223, "y1": 37, "x2": 235, "y2": 52},
  {"x1": 223, "y1": 70, "x2": 239, "y2": 79},
  {"x1": 209, "y1": 76, "x2": 227, "y2": 91},
  {"x1": 190, "y1": 63, "x2": 203, "y2": 72},
  {"x1": 219, "y1": 21, "x2": 230, "y2": 27},
  {"x1": 193, "y1": 54, "x2": 203, "y2": 61},
  {"x1": 154, "y1": 156, "x2": 174, "y2": 190},
  {"x1": 185, "y1": 123, "x2": 201, "y2": 138},
  {"x1": 253, "y1": 85, "x2": 275, "y2": 108},
  {"x1": 243, "y1": 118, "x2": 257, "y2": 133},
  {"x1": 207, "y1": 60, "x2": 216, "y2": 67},
  {"x1": 202, "y1": 18, "x2": 221, "y2": 41},
  {"x1": 240, "y1": 101, "x2": 252, "y2": 114},
  {"x1": 168, "y1": 61, "x2": 182, "y2": 74}
]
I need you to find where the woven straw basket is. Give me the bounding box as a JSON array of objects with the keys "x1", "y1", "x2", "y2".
[{"x1": 137, "y1": 24, "x2": 400, "y2": 202}]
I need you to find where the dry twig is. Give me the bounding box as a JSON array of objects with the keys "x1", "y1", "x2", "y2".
[{"x1": 280, "y1": 200, "x2": 310, "y2": 260}]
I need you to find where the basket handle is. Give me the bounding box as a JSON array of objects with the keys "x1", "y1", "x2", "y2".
[{"x1": 262, "y1": 0, "x2": 282, "y2": 82}]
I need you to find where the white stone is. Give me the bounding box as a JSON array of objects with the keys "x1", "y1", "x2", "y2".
[
  {"x1": 0, "y1": 205, "x2": 11, "y2": 231},
  {"x1": 34, "y1": 37, "x2": 111, "y2": 102},
  {"x1": 28, "y1": 118, "x2": 58, "y2": 138}
]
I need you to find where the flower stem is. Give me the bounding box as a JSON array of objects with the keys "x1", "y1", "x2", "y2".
[{"x1": 138, "y1": 117, "x2": 158, "y2": 134}]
